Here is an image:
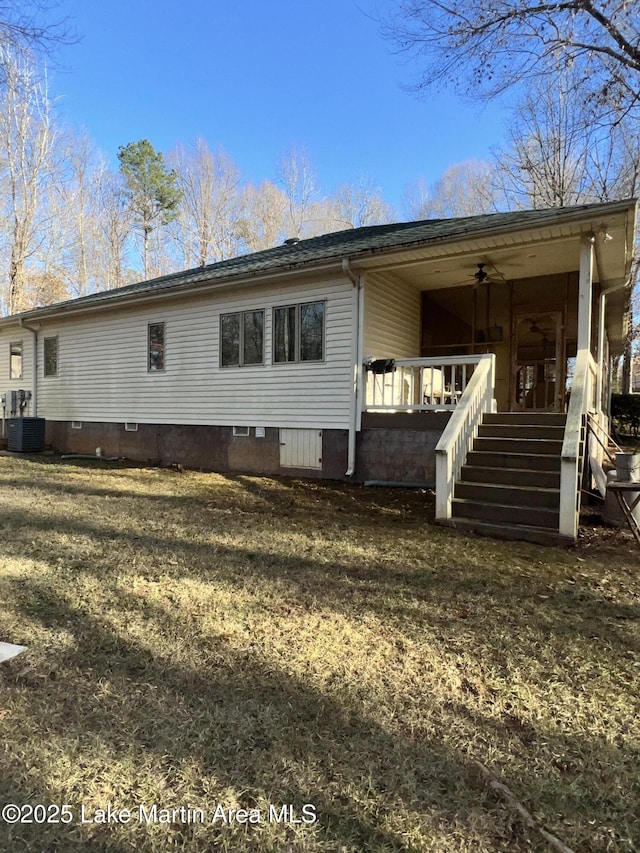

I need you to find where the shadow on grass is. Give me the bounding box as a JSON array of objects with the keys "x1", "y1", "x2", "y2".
[
  {"x1": 0, "y1": 455, "x2": 434, "y2": 525},
  {"x1": 0, "y1": 497, "x2": 637, "y2": 659},
  {"x1": 1, "y1": 460, "x2": 639, "y2": 851},
  {"x1": 3, "y1": 577, "x2": 639, "y2": 852},
  {"x1": 1, "y1": 580, "x2": 508, "y2": 853}
]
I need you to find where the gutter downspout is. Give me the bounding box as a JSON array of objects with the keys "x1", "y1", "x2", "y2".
[
  {"x1": 19, "y1": 319, "x2": 38, "y2": 416},
  {"x1": 342, "y1": 258, "x2": 362, "y2": 477}
]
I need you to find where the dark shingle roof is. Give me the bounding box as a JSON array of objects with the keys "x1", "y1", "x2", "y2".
[{"x1": 13, "y1": 199, "x2": 636, "y2": 320}]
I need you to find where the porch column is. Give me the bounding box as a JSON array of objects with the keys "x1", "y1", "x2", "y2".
[
  {"x1": 596, "y1": 290, "x2": 607, "y2": 414},
  {"x1": 577, "y1": 236, "x2": 594, "y2": 353}
]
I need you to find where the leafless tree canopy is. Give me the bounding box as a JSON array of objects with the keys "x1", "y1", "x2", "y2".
[
  {"x1": 385, "y1": 0, "x2": 640, "y2": 116},
  {"x1": 0, "y1": 1, "x2": 74, "y2": 63}
]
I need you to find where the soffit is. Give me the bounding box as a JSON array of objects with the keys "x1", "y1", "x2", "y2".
[{"x1": 356, "y1": 208, "x2": 634, "y2": 292}]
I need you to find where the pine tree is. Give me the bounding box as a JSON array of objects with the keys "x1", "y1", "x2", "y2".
[{"x1": 118, "y1": 139, "x2": 182, "y2": 278}]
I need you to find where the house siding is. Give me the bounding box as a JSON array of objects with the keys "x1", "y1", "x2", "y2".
[
  {"x1": 0, "y1": 333, "x2": 36, "y2": 417},
  {"x1": 1, "y1": 274, "x2": 354, "y2": 430},
  {"x1": 364, "y1": 273, "x2": 421, "y2": 358}
]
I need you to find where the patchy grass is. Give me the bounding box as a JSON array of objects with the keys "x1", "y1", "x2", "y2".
[{"x1": 0, "y1": 456, "x2": 638, "y2": 853}]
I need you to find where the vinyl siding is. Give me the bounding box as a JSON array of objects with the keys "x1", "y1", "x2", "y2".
[
  {"x1": 0, "y1": 333, "x2": 37, "y2": 416},
  {"x1": 364, "y1": 273, "x2": 421, "y2": 358},
  {"x1": 6, "y1": 275, "x2": 354, "y2": 429}
]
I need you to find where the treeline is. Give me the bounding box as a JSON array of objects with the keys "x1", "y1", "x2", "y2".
[
  {"x1": 0, "y1": 47, "x2": 396, "y2": 315},
  {"x1": 1, "y1": 44, "x2": 639, "y2": 339}
]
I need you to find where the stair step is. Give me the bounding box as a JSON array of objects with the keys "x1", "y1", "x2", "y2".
[
  {"x1": 473, "y1": 437, "x2": 563, "y2": 455},
  {"x1": 466, "y1": 451, "x2": 561, "y2": 471},
  {"x1": 451, "y1": 498, "x2": 559, "y2": 529},
  {"x1": 460, "y1": 465, "x2": 561, "y2": 489},
  {"x1": 455, "y1": 481, "x2": 560, "y2": 508},
  {"x1": 478, "y1": 423, "x2": 566, "y2": 441},
  {"x1": 439, "y1": 518, "x2": 573, "y2": 547},
  {"x1": 484, "y1": 412, "x2": 567, "y2": 426}
]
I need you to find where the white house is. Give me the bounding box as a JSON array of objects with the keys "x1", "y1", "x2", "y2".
[{"x1": 0, "y1": 199, "x2": 636, "y2": 544}]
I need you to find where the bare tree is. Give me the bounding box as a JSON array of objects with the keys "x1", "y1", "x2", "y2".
[
  {"x1": 236, "y1": 180, "x2": 289, "y2": 252},
  {"x1": 92, "y1": 168, "x2": 133, "y2": 291},
  {"x1": 403, "y1": 160, "x2": 500, "y2": 219},
  {"x1": 330, "y1": 176, "x2": 393, "y2": 229},
  {"x1": 492, "y1": 72, "x2": 640, "y2": 387},
  {"x1": 494, "y1": 79, "x2": 592, "y2": 209},
  {"x1": 169, "y1": 138, "x2": 242, "y2": 267},
  {"x1": 401, "y1": 176, "x2": 432, "y2": 220},
  {"x1": 0, "y1": 1, "x2": 75, "y2": 77},
  {"x1": 277, "y1": 145, "x2": 319, "y2": 238},
  {"x1": 50, "y1": 130, "x2": 109, "y2": 297},
  {"x1": 384, "y1": 0, "x2": 640, "y2": 119},
  {"x1": 0, "y1": 47, "x2": 56, "y2": 313}
]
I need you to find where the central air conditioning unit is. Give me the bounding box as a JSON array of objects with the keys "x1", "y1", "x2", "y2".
[{"x1": 6, "y1": 416, "x2": 46, "y2": 452}]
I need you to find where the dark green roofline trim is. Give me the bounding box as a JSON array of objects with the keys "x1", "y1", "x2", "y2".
[{"x1": 3, "y1": 198, "x2": 636, "y2": 325}]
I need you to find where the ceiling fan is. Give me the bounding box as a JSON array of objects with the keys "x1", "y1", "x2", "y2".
[
  {"x1": 525, "y1": 318, "x2": 552, "y2": 336},
  {"x1": 469, "y1": 261, "x2": 505, "y2": 286}
]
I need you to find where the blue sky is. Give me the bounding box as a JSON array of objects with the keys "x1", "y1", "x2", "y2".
[{"x1": 51, "y1": 0, "x2": 508, "y2": 210}]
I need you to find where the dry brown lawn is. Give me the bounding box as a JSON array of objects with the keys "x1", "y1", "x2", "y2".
[{"x1": 0, "y1": 455, "x2": 638, "y2": 852}]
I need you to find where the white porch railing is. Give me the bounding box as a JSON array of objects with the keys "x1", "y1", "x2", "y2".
[
  {"x1": 434, "y1": 354, "x2": 496, "y2": 520},
  {"x1": 364, "y1": 355, "x2": 486, "y2": 412},
  {"x1": 559, "y1": 350, "x2": 598, "y2": 539}
]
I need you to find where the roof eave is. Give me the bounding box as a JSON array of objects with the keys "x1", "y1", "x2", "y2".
[{"x1": 0, "y1": 257, "x2": 347, "y2": 326}]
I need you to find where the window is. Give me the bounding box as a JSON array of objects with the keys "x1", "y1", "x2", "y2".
[
  {"x1": 233, "y1": 426, "x2": 250, "y2": 437},
  {"x1": 10, "y1": 341, "x2": 22, "y2": 379},
  {"x1": 148, "y1": 323, "x2": 165, "y2": 371},
  {"x1": 124, "y1": 422, "x2": 138, "y2": 432},
  {"x1": 220, "y1": 310, "x2": 264, "y2": 367},
  {"x1": 44, "y1": 336, "x2": 58, "y2": 376},
  {"x1": 71, "y1": 421, "x2": 82, "y2": 429},
  {"x1": 273, "y1": 301, "x2": 324, "y2": 363}
]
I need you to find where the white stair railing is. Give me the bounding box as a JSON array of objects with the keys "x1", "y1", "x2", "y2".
[
  {"x1": 365, "y1": 356, "x2": 484, "y2": 412},
  {"x1": 559, "y1": 349, "x2": 597, "y2": 539},
  {"x1": 435, "y1": 354, "x2": 496, "y2": 520}
]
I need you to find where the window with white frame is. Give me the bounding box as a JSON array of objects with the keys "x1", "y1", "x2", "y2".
[
  {"x1": 43, "y1": 336, "x2": 58, "y2": 377},
  {"x1": 273, "y1": 301, "x2": 324, "y2": 363},
  {"x1": 148, "y1": 323, "x2": 165, "y2": 371},
  {"x1": 10, "y1": 341, "x2": 22, "y2": 379},
  {"x1": 220, "y1": 310, "x2": 264, "y2": 367}
]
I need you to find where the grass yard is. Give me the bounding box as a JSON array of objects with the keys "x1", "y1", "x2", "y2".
[{"x1": 0, "y1": 456, "x2": 638, "y2": 853}]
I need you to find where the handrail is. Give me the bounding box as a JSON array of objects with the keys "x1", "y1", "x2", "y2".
[
  {"x1": 383, "y1": 355, "x2": 487, "y2": 367},
  {"x1": 434, "y1": 353, "x2": 496, "y2": 520},
  {"x1": 559, "y1": 348, "x2": 595, "y2": 539}
]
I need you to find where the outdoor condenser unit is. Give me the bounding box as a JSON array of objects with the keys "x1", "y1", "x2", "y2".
[{"x1": 6, "y1": 417, "x2": 46, "y2": 453}]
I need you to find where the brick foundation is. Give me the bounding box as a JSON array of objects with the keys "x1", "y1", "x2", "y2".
[{"x1": 45, "y1": 415, "x2": 449, "y2": 485}]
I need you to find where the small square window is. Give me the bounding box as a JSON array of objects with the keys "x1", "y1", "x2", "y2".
[
  {"x1": 233, "y1": 426, "x2": 250, "y2": 437},
  {"x1": 44, "y1": 336, "x2": 58, "y2": 377},
  {"x1": 124, "y1": 422, "x2": 138, "y2": 432},
  {"x1": 10, "y1": 341, "x2": 22, "y2": 379},
  {"x1": 71, "y1": 421, "x2": 82, "y2": 429},
  {"x1": 148, "y1": 323, "x2": 165, "y2": 371}
]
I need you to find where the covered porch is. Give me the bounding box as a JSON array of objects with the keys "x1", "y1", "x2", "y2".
[{"x1": 351, "y1": 200, "x2": 637, "y2": 543}]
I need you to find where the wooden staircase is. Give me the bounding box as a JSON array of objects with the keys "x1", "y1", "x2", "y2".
[{"x1": 449, "y1": 412, "x2": 574, "y2": 546}]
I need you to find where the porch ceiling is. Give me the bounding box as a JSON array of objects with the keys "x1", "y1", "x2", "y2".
[{"x1": 357, "y1": 206, "x2": 635, "y2": 294}]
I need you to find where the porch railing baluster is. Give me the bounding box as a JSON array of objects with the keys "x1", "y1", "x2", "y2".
[{"x1": 364, "y1": 355, "x2": 487, "y2": 413}]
